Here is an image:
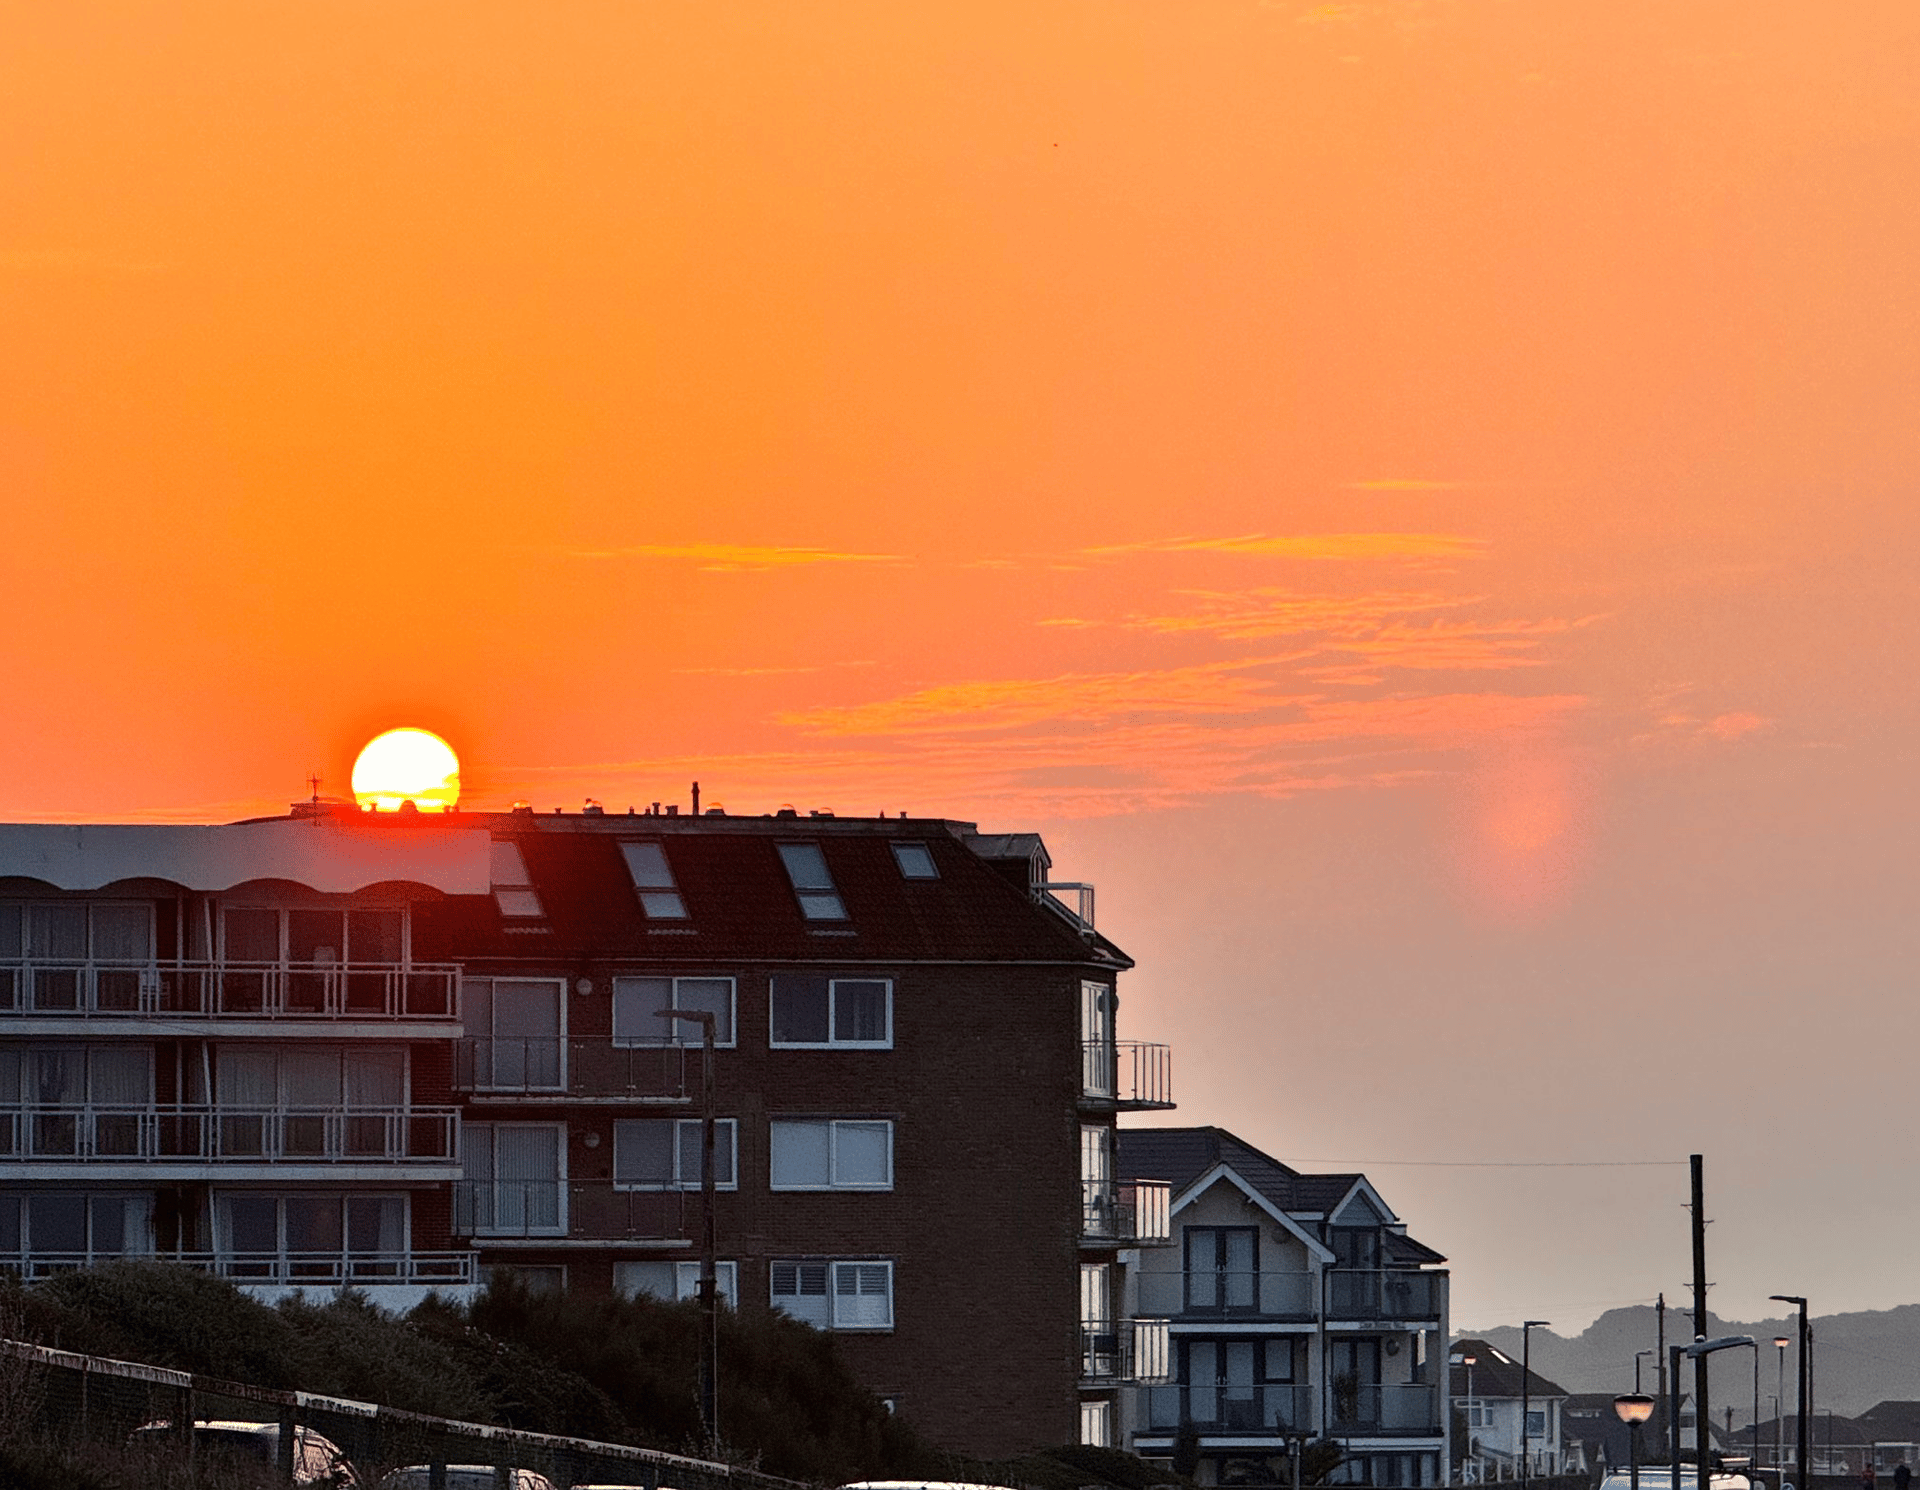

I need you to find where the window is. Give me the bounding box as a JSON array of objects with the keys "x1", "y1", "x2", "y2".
[
  {"x1": 613, "y1": 1118, "x2": 738, "y2": 1190},
  {"x1": 1185, "y1": 1225, "x2": 1258, "y2": 1310},
  {"x1": 464, "y1": 978, "x2": 564, "y2": 1089},
  {"x1": 768, "y1": 975, "x2": 891, "y2": 1048},
  {"x1": 489, "y1": 840, "x2": 544, "y2": 920},
  {"x1": 1081, "y1": 981, "x2": 1114, "y2": 1098},
  {"x1": 1526, "y1": 1410, "x2": 1546, "y2": 1437},
  {"x1": 1081, "y1": 1123, "x2": 1113, "y2": 1230},
  {"x1": 1080, "y1": 1399, "x2": 1113, "y2": 1448},
  {"x1": 619, "y1": 842, "x2": 688, "y2": 919},
  {"x1": 0, "y1": 901, "x2": 156, "y2": 962},
  {"x1": 770, "y1": 1119, "x2": 892, "y2": 1190},
  {"x1": 770, "y1": 1259, "x2": 893, "y2": 1330},
  {"x1": 220, "y1": 906, "x2": 403, "y2": 964},
  {"x1": 214, "y1": 1192, "x2": 405, "y2": 1280},
  {"x1": 1469, "y1": 1402, "x2": 1495, "y2": 1428},
  {"x1": 777, "y1": 843, "x2": 847, "y2": 921},
  {"x1": 0, "y1": 1192, "x2": 153, "y2": 1271},
  {"x1": 614, "y1": 1259, "x2": 739, "y2": 1307},
  {"x1": 461, "y1": 1123, "x2": 564, "y2": 1235},
  {"x1": 1, "y1": 1047, "x2": 154, "y2": 1158},
  {"x1": 890, "y1": 842, "x2": 938, "y2": 880},
  {"x1": 612, "y1": 976, "x2": 735, "y2": 1047}
]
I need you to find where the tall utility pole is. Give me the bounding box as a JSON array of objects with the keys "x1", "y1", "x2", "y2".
[
  {"x1": 1693, "y1": 1155, "x2": 1711, "y2": 1488},
  {"x1": 665, "y1": 1008, "x2": 719, "y2": 1451},
  {"x1": 1523, "y1": 1321, "x2": 1550, "y2": 1490},
  {"x1": 1771, "y1": 1296, "x2": 1809, "y2": 1490},
  {"x1": 1657, "y1": 1295, "x2": 1669, "y2": 1456}
]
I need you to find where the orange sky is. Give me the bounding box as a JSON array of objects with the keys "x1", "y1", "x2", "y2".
[{"x1": 6, "y1": 1, "x2": 1920, "y2": 1330}]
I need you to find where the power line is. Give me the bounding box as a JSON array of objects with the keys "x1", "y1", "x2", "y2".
[{"x1": 1297, "y1": 1158, "x2": 1688, "y2": 1168}]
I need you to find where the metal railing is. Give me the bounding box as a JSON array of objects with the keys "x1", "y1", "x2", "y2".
[
  {"x1": 1038, "y1": 882, "x2": 1096, "y2": 929},
  {"x1": 0, "y1": 960, "x2": 459, "y2": 1020},
  {"x1": 452, "y1": 1180, "x2": 567, "y2": 1238},
  {"x1": 1325, "y1": 1268, "x2": 1446, "y2": 1320},
  {"x1": 1081, "y1": 1040, "x2": 1175, "y2": 1108},
  {"x1": 454, "y1": 1039, "x2": 693, "y2": 1100},
  {"x1": 1080, "y1": 1317, "x2": 1172, "y2": 1384},
  {"x1": 1136, "y1": 1268, "x2": 1318, "y2": 1319},
  {"x1": 0, "y1": 1104, "x2": 459, "y2": 1164},
  {"x1": 0, "y1": 1249, "x2": 475, "y2": 1286},
  {"x1": 452, "y1": 1181, "x2": 699, "y2": 1243},
  {"x1": 1082, "y1": 1178, "x2": 1173, "y2": 1245},
  {"x1": 1140, "y1": 1383, "x2": 1315, "y2": 1433},
  {"x1": 1328, "y1": 1382, "x2": 1443, "y2": 1435}
]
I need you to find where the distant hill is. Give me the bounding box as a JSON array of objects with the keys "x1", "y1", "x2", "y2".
[{"x1": 1465, "y1": 1305, "x2": 1920, "y2": 1424}]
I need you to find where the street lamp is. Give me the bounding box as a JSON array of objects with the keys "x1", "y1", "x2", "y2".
[
  {"x1": 1774, "y1": 1337, "x2": 1791, "y2": 1484},
  {"x1": 1772, "y1": 1297, "x2": 1811, "y2": 1490},
  {"x1": 662, "y1": 1007, "x2": 720, "y2": 1451},
  {"x1": 1524, "y1": 1321, "x2": 1550, "y2": 1490},
  {"x1": 1616, "y1": 1394, "x2": 1657, "y2": 1490},
  {"x1": 1464, "y1": 1354, "x2": 1478, "y2": 1484},
  {"x1": 1672, "y1": 1335, "x2": 1755, "y2": 1490}
]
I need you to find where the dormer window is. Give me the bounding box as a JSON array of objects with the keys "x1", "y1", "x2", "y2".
[
  {"x1": 490, "y1": 841, "x2": 544, "y2": 920},
  {"x1": 777, "y1": 844, "x2": 846, "y2": 921},
  {"x1": 890, "y1": 842, "x2": 938, "y2": 880},
  {"x1": 619, "y1": 842, "x2": 687, "y2": 919}
]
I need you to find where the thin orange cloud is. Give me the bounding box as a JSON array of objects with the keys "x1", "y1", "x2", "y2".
[
  {"x1": 1129, "y1": 587, "x2": 1478, "y2": 640},
  {"x1": 563, "y1": 543, "x2": 899, "y2": 572},
  {"x1": 1082, "y1": 532, "x2": 1487, "y2": 562},
  {"x1": 1307, "y1": 617, "x2": 1602, "y2": 679}
]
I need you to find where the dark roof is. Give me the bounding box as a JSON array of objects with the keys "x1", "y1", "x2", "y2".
[
  {"x1": 404, "y1": 812, "x2": 1131, "y2": 967},
  {"x1": 1116, "y1": 1126, "x2": 1446, "y2": 1262},
  {"x1": 1450, "y1": 1339, "x2": 1569, "y2": 1399},
  {"x1": 1859, "y1": 1404, "x2": 1920, "y2": 1441}
]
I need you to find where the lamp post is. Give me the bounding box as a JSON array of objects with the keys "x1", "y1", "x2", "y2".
[
  {"x1": 1616, "y1": 1394, "x2": 1657, "y2": 1490},
  {"x1": 1774, "y1": 1337, "x2": 1790, "y2": 1484},
  {"x1": 663, "y1": 1007, "x2": 719, "y2": 1451},
  {"x1": 1524, "y1": 1321, "x2": 1550, "y2": 1490},
  {"x1": 1672, "y1": 1335, "x2": 1756, "y2": 1490},
  {"x1": 1772, "y1": 1297, "x2": 1810, "y2": 1490},
  {"x1": 1465, "y1": 1354, "x2": 1478, "y2": 1485}
]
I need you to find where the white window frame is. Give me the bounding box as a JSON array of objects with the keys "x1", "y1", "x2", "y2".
[
  {"x1": 767, "y1": 976, "x2": 893, "y2": 1050},
  {"x1": 769, "y1": 1257, "x2": 894, "y2": 1331},
  {"x1": 769, "y1": 1118, "x2": 894, "y2": 1191},
  {"x1": 611, "y1": 975, "x2": 737, "y2": 1049},
  {"x1": 776, "y1": 843, "x2": 848, "y2": 921},
  {"x1": 618, "y1": 842, "x2": 689, "y2": 920},
  {"x1": 613, "y1": 1258, "x2": 740, "y2": 1307},
  {"x1": 489, "y1": 840, "x2": 545, "y2": 921},
  {"x1": 462, "y1": 1121, "x2": 568, "y2": 1237},
  {"x1": 464, "y1": 977, "x2": 568, "y2": 1091},
  {"x1": 612, "y1": 1117, "x2": 739, "y2": 1192},
  {"x1": 1080, "y1": 1398, "x2": 1113, "y2": 1448},
  {"x1": 889, "y1": 842, "x2": 938, "y2": 880}
]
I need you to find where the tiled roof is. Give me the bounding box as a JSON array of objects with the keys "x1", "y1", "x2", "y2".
[
  {"x1": 407, "y1": 814, "x2": 1130, "y2": 967},
  {"x1": 1450, "y1": 1339, "x2": 1569, "y2": 1399},
  {"x1": 1115, "y1": 1126, "x2": 1446, "y2": 1262}
]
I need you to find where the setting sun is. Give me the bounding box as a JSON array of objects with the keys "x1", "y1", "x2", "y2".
[{"x1": 351, "y1": 728, "x2": 461, "y2": 812}]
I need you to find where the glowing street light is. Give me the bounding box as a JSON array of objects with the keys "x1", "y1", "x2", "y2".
[{"x1": 1615, "y1": 1393, "x2": 1657, "y2": 1490}]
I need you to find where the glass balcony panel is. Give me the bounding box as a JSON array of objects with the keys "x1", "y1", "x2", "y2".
[
  {"x1": 30, "y1": 969, "x2": 81, "y2": 1013},
  {"x1": 1327, "y1": 1269, "x2": 1443, "y2": 1319},
  {"x1": 93, "y1": 968, "x2": 144, "y2": 1012}
]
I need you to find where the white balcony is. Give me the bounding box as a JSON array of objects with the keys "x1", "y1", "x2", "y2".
[
  {"x1": 1080, "y1": 1040, "x2": 1175, "y2": 1110},
  {"x1": 0, "y1": 1249, "x2": 475, "y2": 1287},
  {"x1": 0, "y1": 1103, "x2": 459, "y2": 1169},
  {"x1": 0, "y1": 960, "x2": 460, "y2": 1024},
  {"x1": 1082, "y1": 1178, "x2": 1173, "y2": 1246},
  {"x1": 1081, "y1": 1317, "x2": 1172, "y2": 1384}
]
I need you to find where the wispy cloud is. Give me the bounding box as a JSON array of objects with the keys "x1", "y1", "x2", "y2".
[
  {"x1": 563, "y1": 543, "x2": 899, "y2": 572},
  {"x1": 1129, "y1": 587, "x2": 1477, "y2": 640},
  {"x1": 1083, "y1": 532, "x2": 1486, "y2": 562}
]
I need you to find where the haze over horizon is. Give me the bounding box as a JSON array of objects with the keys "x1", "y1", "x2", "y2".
[{"x1": 7, "y1": 2, "x2": 1920, "y2": 1332}]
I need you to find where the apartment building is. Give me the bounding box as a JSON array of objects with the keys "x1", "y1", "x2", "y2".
[
  {"x1": 1116, "y1": 1127, "x2": 1449, "y2": 1488},
  {"x1": 0, "y1": 800, "x2": 1173, "y2": 1456}
]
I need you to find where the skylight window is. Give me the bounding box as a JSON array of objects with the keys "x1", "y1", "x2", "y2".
[
  {"x1": 619, "y1": 842, "x2": 688, "y2": 919},
  {"x1": 890, "y1": 842, "x2": 938, "y2": 880},
  {"x1": 777, "y1": 843, "x2": 847, "y2": 921},
  {"x1": 489, "y1": 840, "x2": 544, "y2": 920}
]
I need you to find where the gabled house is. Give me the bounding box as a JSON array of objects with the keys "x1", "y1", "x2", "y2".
[
  {"x1": 1450, "y1": 1339, "x2": 1576, "y2": 1481},
  {"x1": 1116, "y1": 1127, "x2": 1450, "y2": 1489}
]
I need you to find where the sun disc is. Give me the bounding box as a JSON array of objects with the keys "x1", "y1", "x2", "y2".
[{"x1": 352, "y1": 728, "x2": 461, "y2": 812}]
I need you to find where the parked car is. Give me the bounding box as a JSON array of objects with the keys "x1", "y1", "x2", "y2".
[
  {"x1": 1599, "y1": 1473, "x2": 1753, "y2": 1490},
  {"x1": 130, "y1": 1420, "x2": 358, "y2": 1488},
  {"x1": 375, "y1": 1466, "x2": 558, "y2": 1490}
]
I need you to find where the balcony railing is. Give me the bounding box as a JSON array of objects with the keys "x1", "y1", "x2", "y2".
[
  {"x1": 0, "y1": 1104, "x2": 459, "y2": 1164},
  {"x1": 1081, "y1": 1317, "x2": 1172, "y2": 1384},
  {"x1": 1329, "y1": 1383, "x2": 1443, "y2": 1436},
  {"x1": 454, "y1": 1039, "x2": 693, "y2": 1101},
  {"x1": 1325, "y1": 1269, "x2": 1446, "y2": 1320},
  {"x1": 1140, "y1": 1383, "x2": 1315, "y2": 1434},
  {"x1": 1038, "y1": 882, "x2": 1096, "y2": 930},
  {"x1": 1136, "y1": 1268, "x2": 1318, "y2": 1319},
  {"x1": 1081, "y1": 1041, "x2": 1176, "y2": 1110},
  {"x1": 1083, "y1": 1178, "x2": 1172, "y2": 1245},
  {"x1": 452, "y1": 1180, "x2": 698, "y2": 1242},
  {"x1": 0, "y1": 1249, "x2": 475, "y2": 1287},
  {"x1": 0, "y1": 960, "x2": 459, "y2": 1021}
]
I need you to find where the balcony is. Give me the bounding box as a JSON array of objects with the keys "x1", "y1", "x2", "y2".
[
  {"x1": 0, "y1": 1104, "x2": 459, "y2": 1167},
  {"x1": 0, "y1": 960, "x2": 459, "y2": 1022},
  {"x1": 452, "y1": 1181, "x2": 696, "y2": 1243},
  {"x1": 1136, "y1": 1268, "x2": 1318, "y2": 1321},
  {"x1": 454, "y1": 1039, "x2": 693, "y2": 1102},
  {"x1": 1329, "y1": 1382, "x2": 1443, "y2": 1436},
  {"x1": 0, "y1": 1249, "x2": 475, "y2": 1287},
  {"x1": 1140, "y1": 1383, "x2": 1315, "y2": 1435},
  {"x1": 1083, "y1": 1178, "x2": 1172, "y2": 1246},
  {"x1": 1080, "y1": 1041, "x2": 1176, "y2": 1111},
  {"x1": 1081, "y1": 1317, "x2": 1172, "y2": 1384},
  {"x1": 1325, "y1": 1268, "x2": 1446, "y2": 1321}
]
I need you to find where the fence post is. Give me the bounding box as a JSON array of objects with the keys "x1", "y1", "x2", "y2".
[{"x1": 278, "y1": 1399, "x2": 298, "y2": 1482}]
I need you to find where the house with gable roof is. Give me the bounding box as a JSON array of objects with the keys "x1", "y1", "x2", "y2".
[
  {"x1": 1116, "y1": 1126, "x2": 1450, "y2": 1488},
  {"x1": 1449, "y1": 1339, "x2": 1578, "y2": 1481}
]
